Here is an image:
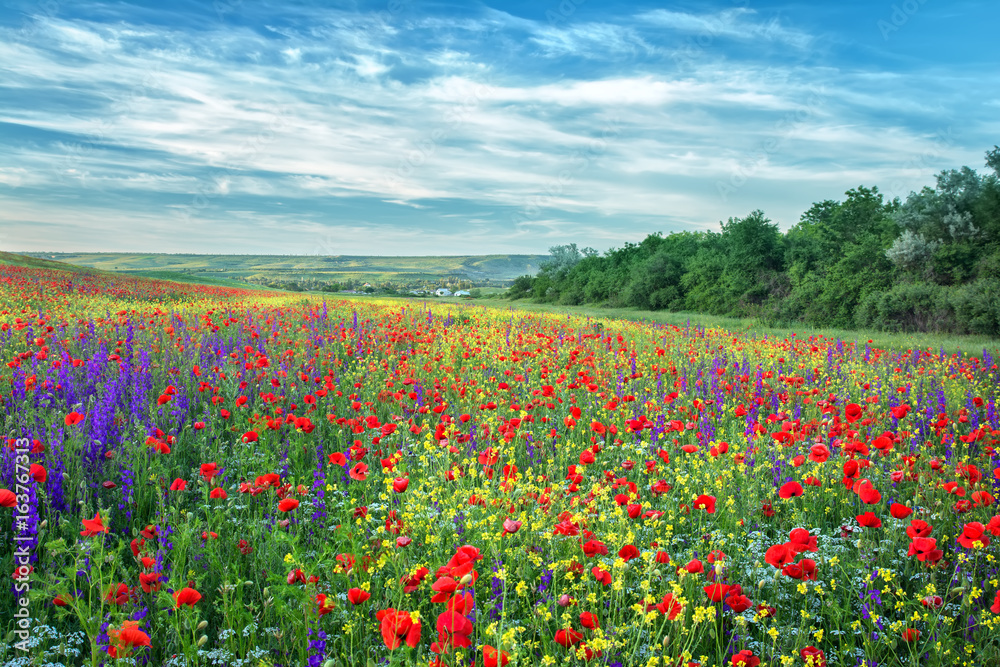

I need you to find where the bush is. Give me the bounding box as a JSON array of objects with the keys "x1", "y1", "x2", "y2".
[{"x1": 856, "y1": 280, "x2": 1000, "y2": 335}]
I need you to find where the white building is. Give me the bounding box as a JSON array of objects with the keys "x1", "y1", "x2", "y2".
[{"x1": 435, "y1": 288, "x2": 453, "y2": 297}]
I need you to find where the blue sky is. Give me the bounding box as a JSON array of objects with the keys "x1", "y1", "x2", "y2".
[{"x1": 0, "y1": 0, "x2": 997, "y2": 255}]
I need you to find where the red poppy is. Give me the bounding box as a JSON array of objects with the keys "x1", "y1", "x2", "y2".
[
  {"x1": 844, "y1": 403, "x2": 862, "y2": 423},
  {"x1": 618, "y1": 544, "x2": 640, "y2": 561},
  {"x1": 590, "y1": 566, "x2": 611, "y2": 586},
  {"x1": 139, "y1": 572, "x2": 161, "y2": 593},
  {"x1": 210, "y1": 487, "x2": 227, "y2": 499},
  {"x1": 889, "y1": 503, "x2": 912, "y2": 519},
  {"x1": 0, "y1": 489, "x2": 16, "y2": 508},
  {"x1": 765, "y1": 543, "x2": 796, "y2": 569},
  {"x1": 907, "y1": 519, "x2": 933, "y2": 538},
  {"x1": 656, "y1": 593, "x2": 684, "y2": 619},
  {"x1": 855, "y1": 480, "x2": 882, "y2": 505},
  {"x1": 856, "y1": 512, "x2": 881, "y2": 528},
  {"x1": 434, "y1": 610, "x2": 474, "y2": 650},
  {"x1": 393, "y1": 477, "x2": 409, "y2": 493},
  {"x1": 991, "y1": 590, "x2": 1000, "y2": 614},
  {"x1": 683, "y1": 558, "x2": 704, "y2": 574},
  {"x1": 278, "y1": 498, "x2": 299, "y2": 512},
  {"x1": 908, "y1": 537, "x2": 943, "y2": 563},
  {"x1": 29, "y1": 464, "x2": 46, "y2": 484},
  {"x1": 200, "y1": 463, "x2": 219, "y2": 483},
  {"x1": 174, "y1": 587, "x2": 202, "y2": 607},
  {"x1": 347, "y1": 587, "x2": 371, "y2": 605},
  {"x1": 107, "y1": 620, "x2": 151, "y2": 658},
  {"x1": 105, "y1": 583, "x2": 132, "y2": 605},
  {"x1": 349, "y1": 462, "x2": 369, "y2": 481},
  {"x1": 901, "y1": 628, "x2": 920, "y2": 642},
  {"x1": 704, "y1": 583, "x2": 731, "y2": 602},
  {"x1": 554, "y1": 628, "x2": 583, "y2": 647},
  {"x1": 808, "y1": 444, "x2": 830, "y2": 462},
  {"x1": 81, "y1": 512, "x2": 109, "y2": 536},
  {"x1": 64, "y1": 411, "x2": 85, "y2": 426},
  {"x1": 732, "y1": 650, "x2": 760, "y2": 667},
  {"x1": 725, "y1": 594, "x2": 752, "y2": 613},
  {"x1": 376, "y1": 608, "x2": 422, "y2": 649},
  {"x1": 799, "y1": 646, "x2": 826, "y2": 667},
  {"x1": 502, "y1": 518, "x2": 521, "y2": 535},
  {"x1": 789, "y1": 528, "x2": 818, "y2": 552},
  {"x1": 169, "y1": 478, "x2": 187, "y2": 491},
  {"x1": 329, "y1": 452, "x2": 347, "y2": 466},
  {"x1": 483, "y1": 644, "x2": 511, "y2": 667},
  {"x1": 693, "y1": 494, "x2": 716, "y2": 513},
  {"x1": 957, "y1": 522, "x2": 990, "y2": 548},
  {"x1": 579, "y1": 611, "x2": 600, "y2": 629},
  {"x1": 778, "y1": 481, "x2": 803, "y2": 499},
  {"x1": 315, "y1": 593, "x2": 335, "y2": 616},
  {"x1": 401, "y1": 567, "x2": 430, "y2": 593}
]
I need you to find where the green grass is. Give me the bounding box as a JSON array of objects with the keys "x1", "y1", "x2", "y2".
[
  {"x1": 110, "y1": 269, "x2": 264, "y2": 289},
  {"x1": 0, "y1": 251, "x2": 103, "y2": 273},
  {"x1": 468, "y1": 297, "x2": 1000, "y2": 357},
  {"x1": 19, "y1": 252, "x2": 546, "y2": 285}
]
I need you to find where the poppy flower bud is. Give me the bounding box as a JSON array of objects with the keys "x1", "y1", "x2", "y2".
[
  {"x1": 197, "y1": 620, "x2": 208, "y2": 631},
  {"x1": 558, "y1": 594, "x2": 572, "y2": 607},
  {"x1": 197, "y1": 635, "x2": 208, "y2": 647},
  {"x1": 459, "y1": 573, "x2": 473, "y2": 585}
]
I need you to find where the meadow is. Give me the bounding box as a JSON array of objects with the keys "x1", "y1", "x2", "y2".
[
  {"x1": 1, "y1": 262, "x2": 999, "y2": 667},
  {"x1": 19, "y1": 253, "x2": 547, "y2": 291}
]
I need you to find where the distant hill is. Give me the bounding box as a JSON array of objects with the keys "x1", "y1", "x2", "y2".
[{"x1": 19, "y1": 252, "x2": 547, "y2": 287}]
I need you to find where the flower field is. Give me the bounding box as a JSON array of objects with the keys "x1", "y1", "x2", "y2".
[{"x1": 2, "y1": 264, "x2": 1000, "y2": 667}]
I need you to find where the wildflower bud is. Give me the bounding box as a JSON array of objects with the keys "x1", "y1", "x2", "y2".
[
  {"x1": 39, "y1": 520, "x2": 47, "y2": 529},
  {"x1": 197, "y1": 620, "x2": 208, "y2": 631},
  {"x1": 197, "y1": 635, "x2": 208, "y2": 647},
  {"x1": 558, "y1": 594, "x2": 572, "y2": 607},
  {"x1": 186, "y1": 512, "x2": 194, "y2": 521},
  {"x1": 244, "y1": 581, "x2": 254, "y2": 586},
  {"x1": 263, "y1": 587, "x2": 270, "y2": 598},
  {"x1": 459, "y1": 573, "x2": 473, "y2": 585},
  {"x1": 323, "y1": 661, "x2": 337, "y2": 667}
]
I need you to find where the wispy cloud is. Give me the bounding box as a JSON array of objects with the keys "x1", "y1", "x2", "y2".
[{"x1": 0, "y1": 1, "x2": 996, "y2": 255}]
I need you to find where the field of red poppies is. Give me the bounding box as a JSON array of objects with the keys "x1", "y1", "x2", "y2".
[{"x1": 1, "y1": 263, "x2": 999, "y2": 667}]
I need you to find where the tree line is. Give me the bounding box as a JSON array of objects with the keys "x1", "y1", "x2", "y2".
[{"x1": 507, "y1": 147, "x2": 1000, "y2": 336}]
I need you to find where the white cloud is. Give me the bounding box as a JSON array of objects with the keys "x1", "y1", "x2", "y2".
[{"x1": 0, "y1": 3, "x2": 996, "y2": 254}]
